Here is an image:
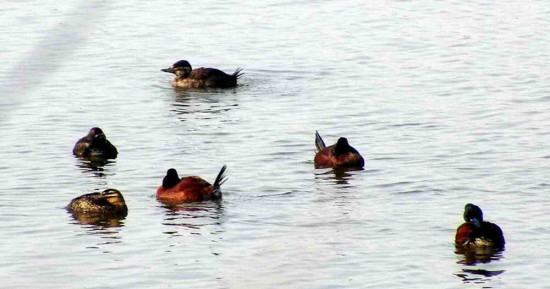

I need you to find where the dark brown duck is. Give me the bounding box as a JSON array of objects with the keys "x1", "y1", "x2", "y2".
[
  {"x1": 161, "y1": 60, "x2": 243, "y2": 88},
  {"x1": 73, "y1": 127, "x2": 118, "y2": 159}
]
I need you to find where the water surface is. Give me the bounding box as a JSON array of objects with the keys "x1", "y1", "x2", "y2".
[{"x1": 1, "y1": 0, "x2": 550, "y2": 288}]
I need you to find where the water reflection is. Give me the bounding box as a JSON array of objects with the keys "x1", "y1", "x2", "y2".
[
  {"x1": 68, "y1": 212, "x2": 126, "y2": 228},
  {"x1": 75, "y1": 158, "x2": 116, "y2": 178},
  {"x1": 314, "y1": 167, "x2": 364, "y2": 185},
  {"x1": 66, "y1": 212, "x2": 125, "y2": 249},
  {"x1": 454, "y1": 248, "x2": 505, "y2": 286},
  {"x1": 455, "y1": 268, "x2": 506, "y2": 286},
  {"x1": 455, "y1": 246, "x2": 505, "y2": 265},
  {"x1": 168, "y1": 88, "x2": 239, "y2": 118},
  {"x1": 159, "y1": 201, "x2": 224, "y2": 236}
]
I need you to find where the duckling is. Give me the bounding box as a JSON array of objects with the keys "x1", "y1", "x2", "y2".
[
  {"x1": 314, "y1": 131, "x2": 364, "y2": 169},
  {"x1": 67, "y1": 189, "x2": 128, "y2": 217},
  {"x1": 455, "y1": 203, "x2": 505, "y2": 251},
  {"x1": 156, "y1": 165, "x2": 227, "y2": 204},
  {"x1": 161, "y1": 60, "x2": 243, "y2": 88},
  {"x1": 73, "y1": 127, "x2": 118, "y2": 159}
]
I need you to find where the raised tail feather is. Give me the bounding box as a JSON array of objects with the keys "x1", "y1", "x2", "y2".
[
  {"x1": 212, "y1": 165, "x2": 227, "y2": 199},
  {"x1": 233, "y1": 68, "x2": 244, "y2": 79},
  {"x1": 315, "y1": 131, "x2": 326, "y2": 151}
]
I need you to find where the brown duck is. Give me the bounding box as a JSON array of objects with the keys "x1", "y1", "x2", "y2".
[{"x1": 161, "y1": 60, "x2": 243, "y2": 88}]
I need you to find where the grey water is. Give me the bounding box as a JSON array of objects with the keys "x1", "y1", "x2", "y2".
[{"x1": 1, "y1": 0, "x2": 549, "y2": 288}]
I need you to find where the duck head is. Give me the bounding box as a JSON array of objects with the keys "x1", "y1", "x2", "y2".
[
  {"x1": 87, "y1": 127, "x2": 105, "y2": 140},
  {"x1": 334, "y1": 137, "x2": 351, "y2": 155},
  {"x1": 161, "y1": 60, "x2": 192, "y2": 77},
  {"x1": 463, "y1": 203, "x2": 483, "y2": 228},
  {"x1": 162, "y1": 168, "x2": 181, "y2": 188},
  {"x1": 101, "y1": 189, "x2": 127, "y2": 208}
]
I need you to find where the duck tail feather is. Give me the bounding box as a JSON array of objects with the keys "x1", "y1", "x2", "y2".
[
  {"x1": 212, "y1": 165, "x2": 227, "y2": 198},
  {"x1": 315, "y1": 131, "x2": 326, "y2": 151},
  {"x1": 233, "y1": 68, "x2": 244, "y2": 79}
]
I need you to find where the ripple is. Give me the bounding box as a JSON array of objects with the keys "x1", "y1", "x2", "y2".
[{"x1": 2, "y1": 0, "x2": 550, "y2": 288}]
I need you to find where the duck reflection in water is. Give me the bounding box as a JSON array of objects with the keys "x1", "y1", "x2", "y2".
[
  {"x1": 456, "y1": 248, "x2": 505, "y2": 265},
  {"x1": 75, "y1": 158, "x2": 116, "y2": 178},
  {"x1": 168, "y1": 88, "x2": 238, "y2": 120},
  {"x1": 315, "y1": 167, "x2": 355, "y2": 185},
  {"x1": 160, "y1": 201, "x2": 226, "y2": 238},
  {"x1": 67, "y1": 189, "x2": 128, "y2": 227},
  {"x1": 454, "y1": 268, "x2": 506, "y2": 285}
]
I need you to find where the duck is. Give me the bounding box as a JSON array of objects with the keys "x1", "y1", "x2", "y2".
[
  {"x1": 156, "y1": 165, "x2": 227, "y2": 204},
  {"x1": 161, "y1": 60, "x2": 243, "y2": 88},
  {"x1": 73, "y1": 127, "x2": 118, "y2": 159},
  {"x1": 314, "y1": 131, "x2": 364, "y2": 169},
  {"x1": 455, "y1": 203, "x2": 505, "y2": 250},
  {"x1": 67, "y1": 189, "x2": 128, "y2": 217}
]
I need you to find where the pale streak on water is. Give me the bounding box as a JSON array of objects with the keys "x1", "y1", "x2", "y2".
[{"x1": 1, "y1": 0, "x2": 549, "y2": 288}]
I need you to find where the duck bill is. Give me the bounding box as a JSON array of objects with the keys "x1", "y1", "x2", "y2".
[{"x1": 161, "y1": 67, "x2": 174, "y2": 74}]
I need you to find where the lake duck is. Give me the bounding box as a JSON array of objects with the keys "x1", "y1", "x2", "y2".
[
  {"x1": 314, "y1": 131, "x2": 364, "y2": 169},
  {"x1": 156, "y1": 165, "x2": 227, "y2": 204},
  {"x1": 73, "y1": 127, "x2": 118, "y2": 159},
  {"x1": 67, "y1": 189, "x2": 128, "y2": 217},
  {"x1": 455, "y1": 203, "x2": 505, "y2": 250},
  {"x1": 161, "y1": 60, "x2": 243, "y2": 88}
]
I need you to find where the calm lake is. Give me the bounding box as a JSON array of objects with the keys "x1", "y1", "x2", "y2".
[{"x1": 1, "y1": 0, "x2": 549, "y2": 288}]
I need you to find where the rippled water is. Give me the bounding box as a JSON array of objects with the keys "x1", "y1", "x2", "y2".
[{"x1": 1, "y1": 0, "x2": 550, "y2": 288}]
